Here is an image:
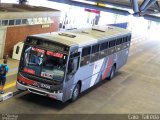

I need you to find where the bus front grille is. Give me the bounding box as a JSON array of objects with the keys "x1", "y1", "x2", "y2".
[{"x1": 28, "y1": 89, "x2": 47, "y2": 96}]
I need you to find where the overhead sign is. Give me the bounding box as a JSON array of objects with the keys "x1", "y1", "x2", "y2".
[
  {"x1": 84, "y1": 8, "x2": 100, "y2": 14},
  {"x1": 41, "y1": 24, "x2": 50, "y2": 28},
  {"x1": 46, "y1": 51, "x2": 64, "y2": 58}
]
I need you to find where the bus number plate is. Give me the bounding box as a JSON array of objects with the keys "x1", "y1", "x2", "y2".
[
  {"x1": 40, "y1": 83, "x2": 51, "y2": 90},
  {"x1": 33, "y1": 82, "x2": 50, "y2": 90}
]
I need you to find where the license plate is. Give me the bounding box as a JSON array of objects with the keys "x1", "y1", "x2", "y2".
[
  {"x1": 40, "y1": 83, "x2": 51, "y2": 90},
  {"x1": 32, "y1": 82, "x2": 50, "y2": 90}
]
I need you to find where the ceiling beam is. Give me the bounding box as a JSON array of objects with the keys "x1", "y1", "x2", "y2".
[
  {"x1": 85, "y1": 0, "x2": 131, "y2": 9},
  {"x1": 49, "y1": 0, "x2": 130, "y2": 15},
  {"x1": 130, "y1": 0, "x2": 139, "y2": 13},
  {"x1": 144, "y1": 14, "x2": 160, "y2": 22},
  {"x1": 87, "y1": 0, "x2": 160, "y2": 14},
  {"x1": 19, "y1": 0, "x2": 28, "y2": 5},
  {"x1": 140, "y1": 0, "x2": 150, "y2": 11},
  {"x1": 48, "y1": 0, "x2": 160, "y2": 22},
  {"x1": 140, "y1": 0, "x2": 157, "y2": 11}
]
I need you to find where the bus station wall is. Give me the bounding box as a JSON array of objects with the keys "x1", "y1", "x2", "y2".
[{"x1": 4, "y1": 16, "x2": 60, "y2": 57}]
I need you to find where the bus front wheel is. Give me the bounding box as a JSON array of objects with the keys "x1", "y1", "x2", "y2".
[
  {"x1": 108, "y1": 65, "x2": 116, "y2": 80},
  {"x1": 71, "y1": 83, "x2": 80, "y2": 102}
]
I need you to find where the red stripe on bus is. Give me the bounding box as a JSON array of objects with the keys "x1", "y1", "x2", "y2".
[
  {"x1": 18, "y1": 76, "x2": 34, "y2": 85},
  {"x1": 102, "y1": 57, "x2": 112, "y2": 80}
]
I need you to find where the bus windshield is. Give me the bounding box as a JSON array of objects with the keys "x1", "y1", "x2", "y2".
[{"x1": 20, "y1": 45, "x2": 68, "y2": 81}]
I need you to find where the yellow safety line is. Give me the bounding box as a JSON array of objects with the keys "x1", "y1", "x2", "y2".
[{"x1": 4, "y1": 82, "x2": 16, "y2": 90}]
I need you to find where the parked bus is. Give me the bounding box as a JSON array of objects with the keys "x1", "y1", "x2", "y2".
[{"x1": 16, "y1": 26, "x2": 132, "y2": 102}]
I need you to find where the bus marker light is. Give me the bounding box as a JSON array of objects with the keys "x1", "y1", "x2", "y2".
[{"x1": 17, "y1": 76, "x2": 34, "y2": 85}]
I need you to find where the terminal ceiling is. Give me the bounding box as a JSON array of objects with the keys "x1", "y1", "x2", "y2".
[{"x1": 48, "y1": 0, "x2": 160, "y2": 22}]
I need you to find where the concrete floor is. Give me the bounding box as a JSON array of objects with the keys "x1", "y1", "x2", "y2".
[{"x1": 0, "y1": 35, "x2": 160, "y2": 119}]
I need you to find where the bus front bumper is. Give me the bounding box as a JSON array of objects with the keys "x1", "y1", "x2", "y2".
[{"x1": 16, "y1": 81, "x2": 64, "y2": 102}]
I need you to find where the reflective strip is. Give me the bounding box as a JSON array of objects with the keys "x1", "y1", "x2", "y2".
[
  {"x1": 102, "y1": 57, "x2": 112, "y2": 80},
  {"x1": 90, "y1": 59, "x2": 104, "y2": 87},
  {"x1": 17, "y1": 75, "x2": 34, "y2": 85}
]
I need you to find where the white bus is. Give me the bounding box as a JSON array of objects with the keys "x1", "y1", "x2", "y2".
[{"x1": 16, "y1": 26, "x2": 131, "y2": 102}]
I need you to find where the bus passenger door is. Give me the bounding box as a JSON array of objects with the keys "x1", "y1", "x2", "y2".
[{"x1": 64, "y1": 53, "x2": 80, "y2": 101}]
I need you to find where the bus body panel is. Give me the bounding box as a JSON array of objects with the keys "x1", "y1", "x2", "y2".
[
  {"x1": 63, "y1": 47, "x2": 130, "y2": 102},
  {"x1": 115, "y1": 48, "x2": 129, "y2": 70}
]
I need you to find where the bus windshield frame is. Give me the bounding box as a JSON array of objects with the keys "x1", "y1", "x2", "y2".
[{"x1": 19, "y1": 37, "x2": 69, "y2": 82}]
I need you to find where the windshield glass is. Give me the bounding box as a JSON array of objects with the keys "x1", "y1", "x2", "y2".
[{"x1": 21, "y1": 45, "x2": 67, "y2": 81}]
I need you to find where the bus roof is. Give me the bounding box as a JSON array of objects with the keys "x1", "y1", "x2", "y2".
[{"x1": 31, "y1": 26, "x2": 131, "y2": 47}]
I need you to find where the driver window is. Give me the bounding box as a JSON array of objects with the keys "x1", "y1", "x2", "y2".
[{"x1": 68, "y1": 52, "x2": 80, "y2": 74}]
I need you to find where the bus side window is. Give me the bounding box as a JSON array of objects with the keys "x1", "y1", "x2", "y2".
[
  {"x1": 68, "y1": 57, "x2": 79, "y2": 74},
  {"x1": 109, "y1": 40, "x2": 116, "y2": 48},
  {"x1": 128, "y1": 35, "x2": 132, "y2": 42},
  {"x1": 108, "y1": 40, "x2": 116, "y2": 54},
  {"x1": 122, "y1": 37, "x2": 127, "y2": 49},
  {"x1": 68, "y1": 52, "x2": 80, "y2": 74},
  {"x1": 99, "y1": 42, "x2": 108, "y2": 59},
  {"x1": 127, "y1": 35, "x2": 131, "y2": 47},
  {"x1": 80, "y1": 46, "x2": 91, "y2": 67},
  {"x1": 116, "y1": 38, "x2": 122, "y2": 51},
  {"x1": 91, "y1": 44, "x2": 100, "y2": 62}
]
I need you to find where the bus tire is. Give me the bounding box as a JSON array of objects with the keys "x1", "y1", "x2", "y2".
[
  {"x1": 71, "y1": 83, "x2": 80, "y2": 102},
  {"x1": 108, "y1": 65, "x2": 116, "y2": 80}
]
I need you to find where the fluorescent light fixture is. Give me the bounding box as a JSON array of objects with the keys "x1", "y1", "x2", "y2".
[{"x1": 71, "y1": 0, "x2": 96, "y2": 5}]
